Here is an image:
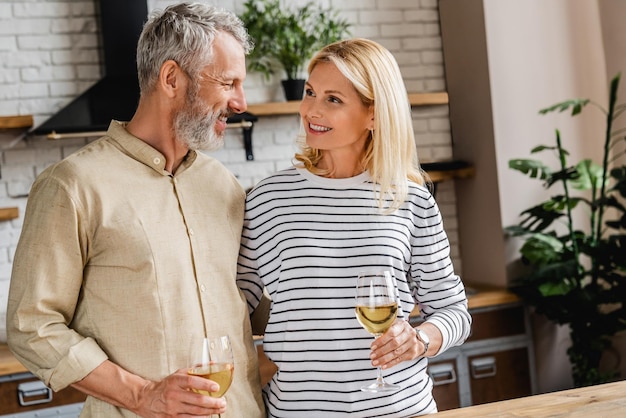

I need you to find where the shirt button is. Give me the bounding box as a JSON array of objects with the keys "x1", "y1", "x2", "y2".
[
  {"x1": 189, "y1": 228, "x2": 194, "y2": 235},
  {"x1": 200, "y1": 285, "x2": 206, "y2": 292},
  {"x1": 153, "y1": 157, "x2": 161, "y2": 165}
]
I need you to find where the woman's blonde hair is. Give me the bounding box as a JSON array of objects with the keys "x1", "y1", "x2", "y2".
[{"x1": 294, "y1": 38, "x2": 427, "y2": 211}]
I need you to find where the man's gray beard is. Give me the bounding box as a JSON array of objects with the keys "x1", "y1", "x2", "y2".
[{"x1": 173, "y1": 92, "x2": 225, "y2": 151}]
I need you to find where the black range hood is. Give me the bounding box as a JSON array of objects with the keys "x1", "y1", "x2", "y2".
[{"x1": 33, "y1": 0, "x2": 148, "y2": 136}]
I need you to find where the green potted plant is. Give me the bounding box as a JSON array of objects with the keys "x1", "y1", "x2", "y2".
[
  {"x1": 239, "y1": 0, "x2": 351, "y2": 101},
  {"x1": 506, "y1": 73, "x2": 626, "y2": 387}
]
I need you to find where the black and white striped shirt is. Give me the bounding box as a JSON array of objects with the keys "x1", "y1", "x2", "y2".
[{"x1": 238, "y1": 166, "x2": 471, "y2": 417}]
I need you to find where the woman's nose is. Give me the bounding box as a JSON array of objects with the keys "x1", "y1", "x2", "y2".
[{"x1": 300, "y1": 100, "x2": 321, "y2": 119}]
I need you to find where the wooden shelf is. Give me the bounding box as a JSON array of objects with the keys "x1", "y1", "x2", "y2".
[
  {"x1": 421, "y1": 160, "x2": 475, "y2": 184},
  {"x1": 407, "y1": 92, "x2": 449, "y2": 106},
  {"x1": 0, "y1": 207, "x2": 19, "y2": 221},
  {"x1": 0, "y1": 115, "x2": 33, "y2": 130},
  {"x1": 246, "y1": 92, "x2": 448, "y2": 116},
  {"x1": 428, "y1": 165, "x2": 475, "y2": 183}
]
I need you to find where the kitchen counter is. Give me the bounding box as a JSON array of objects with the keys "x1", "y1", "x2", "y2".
[
  {"x1": 0, "y1": 285, "x2": 519, "y2": 377},
  {"x1": 409, "y1": 284, "x2": 521, "y2": 319},
  {"x1": 0, "y1": 344, "x2": 26, "y2": 376},
  {"x1": 432, "y1": 379, "x2": 626, "y2": 417},
  {"x1": 461, "y1": 285, "x2": 520, "y2": 310}
]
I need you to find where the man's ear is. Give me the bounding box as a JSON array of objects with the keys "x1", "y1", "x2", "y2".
[{"x1": 159, "y1": 60, "x2": 185, "y2": 98}]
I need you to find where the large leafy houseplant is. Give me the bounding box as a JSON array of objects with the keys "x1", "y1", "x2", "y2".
[
  {"x1": 506, "y1": 73, "x2": 626, "y2": 387},
  {"x1": 239, "y1": 0, "x2": 351, "y2": 99}
]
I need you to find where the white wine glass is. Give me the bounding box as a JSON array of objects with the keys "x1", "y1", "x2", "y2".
[
  {"x1": 188, "y1": 334, "x2": 235, "y2": 417},
  {"x1": 355, "y1": 270, "x2": 401, "y2": 392}
]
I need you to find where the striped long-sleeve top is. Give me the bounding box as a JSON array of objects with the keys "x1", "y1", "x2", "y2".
[{"x1": 237, "y1": 166, "x2": 471, "y2": 417}]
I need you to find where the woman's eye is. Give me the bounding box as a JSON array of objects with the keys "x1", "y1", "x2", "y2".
[
  {"x1": 328, "y1": 96, "x2": 341, "y2": 104},
  {"x1": 304, "y1": 88, "x2": 315, "y2": 97}
]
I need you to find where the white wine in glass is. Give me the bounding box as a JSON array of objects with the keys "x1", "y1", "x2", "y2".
[
  {"x1": 355, "y1": 270, "x2": 401, "y2": 392},
  {"x1": 188, "y1": 335, "x2": 235, "y2": 398}
]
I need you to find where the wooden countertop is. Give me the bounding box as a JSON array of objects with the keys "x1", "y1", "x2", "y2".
[
  {"x1": 0, "y1": 344, "x2": 27, "y2": 376},
  {"x1": 0, "y1": 286, "x2": 518, "y2": 377},
  {"x1": 465, "y1": 285, "x2": 520, "y2": 310},
  {"x1": 432, "y1": 380, "x2": 626, "y2": 417}
]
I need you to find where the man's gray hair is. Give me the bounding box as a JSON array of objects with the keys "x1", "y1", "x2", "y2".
[{"x1": 136, "y1": 2, "x2": 252, "y2": 93}]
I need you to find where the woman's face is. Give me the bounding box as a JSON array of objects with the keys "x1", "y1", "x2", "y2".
[{"x1": 299, "y1": 62, "x2": 373, "y2": 157}]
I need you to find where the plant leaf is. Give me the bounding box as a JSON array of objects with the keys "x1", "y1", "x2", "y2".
[
  {"x1": 509, "y1": 158, "x2": 552, "y2": 180},
  {"x1": 539, "y1": 281, "x2": 572, "y2": 297},
  {"x1": 611, "y1": 167, "x2": 626, "y2": 198},
  {"x1": 516, "y1": 203, "x2": 565, "y2": 232},
  {"x1": 569, "y1": 159, "x2": 604, "y2": 191},
  {"x1": 545, "y1": 166, "x2": 579, "y2": 188},
  {"x1": 539, "y1": 99, "x2": 591, "y2": 116},
  {"x1": 518, "y1": 233, "x2": 564, "y2": 265}
]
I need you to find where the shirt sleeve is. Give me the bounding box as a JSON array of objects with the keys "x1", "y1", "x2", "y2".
[
  {"x1": 6, "y1": 168, "x2": 108, "y2": 391},
  {"x1": 236, "y1": 201, "x2": 265, "y2": 314},
  {"x1": 410, "y1": 193, "x2": 472, "y2": 356}
]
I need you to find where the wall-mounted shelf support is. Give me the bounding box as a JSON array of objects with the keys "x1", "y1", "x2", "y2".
[{"x1": 227, "y1": 112, "x2": 258, "y2": 160}]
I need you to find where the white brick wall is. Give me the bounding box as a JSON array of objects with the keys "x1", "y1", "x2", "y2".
[{"x1": 0, "y1": 0, "x2": 461, "y2": 341}]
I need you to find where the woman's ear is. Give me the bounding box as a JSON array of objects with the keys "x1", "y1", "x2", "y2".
[{"x1": 367, "y1": 105, "x2": 375, "y2": 131}]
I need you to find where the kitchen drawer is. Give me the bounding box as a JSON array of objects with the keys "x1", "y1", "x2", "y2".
[
  {"x1": 0, "y1": 372, "x2": 86, "y2": 416},
  {"x1": 467, "y1": 305, "x2": 526, "y2": 342},
  {"x1": 468, "y1": 347, "x2": 532, "y2": 405},
  {"x1": 429, "y1": 360, "x2": 460, "y2": 411}
]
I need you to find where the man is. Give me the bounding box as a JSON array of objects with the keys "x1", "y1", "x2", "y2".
[{"x1": 6, "y1": 3, "x2": 264, "y2": 417}]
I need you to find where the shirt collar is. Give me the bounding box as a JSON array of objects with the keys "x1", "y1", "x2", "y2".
[{"x1": 105, "y1": 120, "x2": 197, "y2": 175}]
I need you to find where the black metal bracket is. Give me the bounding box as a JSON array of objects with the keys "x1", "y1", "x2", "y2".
[
  {"x1": 420, "y1": 160, "x2": 473, "y2": 198},
  {"x1": 227, "y1": 112, "x2": 258, "y2": 161}
]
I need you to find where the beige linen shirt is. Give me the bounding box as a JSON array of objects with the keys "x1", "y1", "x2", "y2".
[{"x1": 7, "y1": 121, "x2": 265, "y2": 417}]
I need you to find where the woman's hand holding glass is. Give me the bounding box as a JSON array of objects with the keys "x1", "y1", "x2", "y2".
[{"x1": 370, "y1": 320, "x2": 425, "y2": 369}]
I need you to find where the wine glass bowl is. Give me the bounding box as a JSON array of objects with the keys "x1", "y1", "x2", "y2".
[
  {"x1": 188, "y1": 335, "x2": 235, "y2": 398},
  {"x1": 355, "y1": 270, "x2": 401, "y2": 392}
]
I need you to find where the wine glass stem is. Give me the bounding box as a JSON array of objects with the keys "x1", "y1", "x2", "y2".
[{"x1": 376, "y1": 366, "x2": 386, "y2": 386}]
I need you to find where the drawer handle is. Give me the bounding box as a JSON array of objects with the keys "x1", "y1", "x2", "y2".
[
  {"x1": 428, "y1": 363, "x2": 457, "y2": 386},
  {"x1": 18, "y1": 380, "x2": 53, "y2": 406},
  {"x1": 471, "y1": 356, "x2": 497, "y2": 379}
]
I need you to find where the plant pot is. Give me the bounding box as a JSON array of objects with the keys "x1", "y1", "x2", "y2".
[{"x1": 281, "y1": 79, "x2": 305, "y2": 101}]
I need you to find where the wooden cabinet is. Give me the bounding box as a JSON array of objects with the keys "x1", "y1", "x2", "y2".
[
  {"x1": 468, "y1": 347, "x2": 532, "y2": 405},
  {"x1": 0, "y1": 372, "x2": 86, "y2": 416},
  {"x1": 417, "y1": 303, "x2": 537, "y2": 411},
  {"x1": 429, "y1": 360, "x2": 461, "y2": 409}
]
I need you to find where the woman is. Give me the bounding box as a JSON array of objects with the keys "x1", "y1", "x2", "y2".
[{"x1": 238, "y1": 38, "x2": 472, "y2": 417}]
